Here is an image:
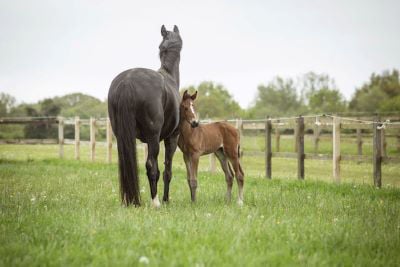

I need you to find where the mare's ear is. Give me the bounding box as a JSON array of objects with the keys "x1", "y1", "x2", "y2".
[
  {"x1": 191, "y1": 91, "x2": 197, "y2": 100},
  {"x1": 173, "y1": 25, "x2": 180, "y2": 34},
  {"x1": 161, "y1": 25, "x2": 167, "y2": 37},
  {"x1": 182, "y1": 90, "x2": 189, "y2": 99}
]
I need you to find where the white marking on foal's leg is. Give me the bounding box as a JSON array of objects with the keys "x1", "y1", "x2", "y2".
[
  {"x1": 237, "y1": 188, "x2": 244, "y2": 206},
  {"x1": 151, "y1": 194, "x2": 161, "y2": 208}
]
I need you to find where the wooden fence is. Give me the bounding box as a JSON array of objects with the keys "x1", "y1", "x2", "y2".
[{"x1": 1, "y1": 115, "x2": 400, "y2": 188}]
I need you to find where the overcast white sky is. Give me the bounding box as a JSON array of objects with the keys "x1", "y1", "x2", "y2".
[{"x1": 1, "y1": 0, "x2": 399, "y2": 108}]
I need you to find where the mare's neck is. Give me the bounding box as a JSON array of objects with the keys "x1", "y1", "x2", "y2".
[{"x1": 160, "y1": 51, "x2": 180, "y2": 88}]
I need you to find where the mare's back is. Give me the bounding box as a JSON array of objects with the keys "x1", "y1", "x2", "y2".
[{"x1": 109, "y1": 68, "x2": 164, "y2": 104}]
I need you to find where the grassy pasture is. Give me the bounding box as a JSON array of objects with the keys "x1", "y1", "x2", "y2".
[{"x1": 0, "y1": 143, "x2": 400, "y2": 266}]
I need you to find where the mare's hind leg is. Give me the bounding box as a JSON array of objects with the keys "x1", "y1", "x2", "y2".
[
  {"x1": 146, "y1": 136, "x2": 161, "y2": 207},
  {"x1": 162, "y1": 135, "x2": 178, "y2": 202},
  {"x1": 215, "y1": 148, "x2": 234, "y2": 202}
]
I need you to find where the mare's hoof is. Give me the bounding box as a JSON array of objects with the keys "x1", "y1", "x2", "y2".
[{"x1": 151, "y1": 195, "x2": 161, "y2": 208}]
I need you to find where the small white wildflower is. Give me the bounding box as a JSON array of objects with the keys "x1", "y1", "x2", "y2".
[
  {"x1": 139, "y1": 256, "x2": 149, "y2": 264},
  {"x1": 30, "y1": 197, "x2": 36, "y2": 202},
  {"x1": 333, "y1": 217, "x2": 339, "y2": 223},
  {"x1": 307, "y1": 195, "x2": 311, "y2": 199},
  {"x1": 205, "y1": 213, "x2": 212, "y2": 218},
  {"x1": 260, "y1": 215, "x2": 264, "y2": 219},
  {"x1": 111, "y1": 188, "x2": 116, "y2": 193},
  {"x1": 247, "y1": 215, "x2": 252, "y2": 219}
]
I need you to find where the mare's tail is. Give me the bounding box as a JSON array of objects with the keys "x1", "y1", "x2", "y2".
[{"x1": 108, "y1": 89, "x2": 140, "y2": 206}]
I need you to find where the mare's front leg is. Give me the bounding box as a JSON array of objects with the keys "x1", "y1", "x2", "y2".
[
  {"x1": 146, "y1": 136, "x2": 161, "y2": 208},
  {"x1": 162, "y1": 135, "x2": 178, "y2": 202},
  {"x1": 184, "y1": 153, "x2": 199, "y2": 202}
]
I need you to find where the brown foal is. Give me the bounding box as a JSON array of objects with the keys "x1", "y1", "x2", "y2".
[{"x1": 178, "y1": 90, "x2": 244, "y2": 205}]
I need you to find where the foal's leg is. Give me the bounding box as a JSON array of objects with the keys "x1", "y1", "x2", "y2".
[
  {"x1": 184, "y1": 153, "x2": 199, "y2": 202},
  {"x1": 228, "y1": 155, "x2": 244, "y2": 206},
  {"x1": 215, "y1": 148, "x2": 234, "y2": 202},
  {"x1": 146, "y1": 136, "x2": 161, "y2": 207},
  {"x1": 162, "y1": 135, "x2": 178, "y2": 202}
]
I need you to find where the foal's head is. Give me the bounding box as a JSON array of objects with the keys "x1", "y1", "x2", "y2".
[{"x1": 180, "y1": 90, "x2": 199, "y2": 128}]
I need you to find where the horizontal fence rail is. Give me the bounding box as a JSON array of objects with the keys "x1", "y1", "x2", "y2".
[{"x1": 1, "y1": 114, "x2": 400, "y2": 187}]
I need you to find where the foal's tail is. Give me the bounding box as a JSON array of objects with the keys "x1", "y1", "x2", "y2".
[
  {"x1": 228, "y1": 144, "x2": 244, "y2": 177},
  {"x1": 108, "y1": 91, "x2": 140, "y2": 206},
  {"x1": 238, "y1": 145, "x2": 244, "y2": 177}
]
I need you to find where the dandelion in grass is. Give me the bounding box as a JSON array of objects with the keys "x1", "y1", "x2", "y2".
[{"x1": 139, "y1": 256, "x2": 149, "y2": 265}]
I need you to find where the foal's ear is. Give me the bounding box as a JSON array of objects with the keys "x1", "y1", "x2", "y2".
[
  {"x1": 182, "y1": 90, "x2": 189, "y2": 99},
  {"x1": 191, "y1": 91, "x2": 197, "y2": 100},
  {"x1": 173, "y1": 25, "x2": 180, "y2": 34},
  {"x1": 161, "y1": 25, "x2": 167, "y2": 37}
]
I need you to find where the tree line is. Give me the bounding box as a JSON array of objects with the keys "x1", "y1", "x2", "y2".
[{"x1": 1, "y1": 69, "x2": 399, "y2": 138}]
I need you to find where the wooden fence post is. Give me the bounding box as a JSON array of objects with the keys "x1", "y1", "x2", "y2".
[
  {"x1": 397, "y1": 131, "x2": 400, "y2": 152},
  {"x1": 297, "y1": 116, "x2": 305, "y2": 180},
  {"x1": 75, "y1": 116, "x2": 80, "y2": 160},
  {"x1": 332, "y1": 116, "x2": 341, "y2": 183},
  {"x1": 106, "y1": 117, "x2": 112, "y2": 164},
  {"x1": 265, "y1": 118, "x2": 272, "y2": 179},
  {"x1": 236, "y1": 118, "x2": 243, "y2": 137},
  {"x1": 275, "y1": 119, "x2": 280, "y2": 152},
  {"x1": 356, "y1": 126, "x2": 362, "y2": 163},
  {"x1": 381, "y1": 127, "x2": 387, "y2": 159},
  {"x1": 314, "y1": 117, "x2": 320, "y2": 154},
  {"x1": 58, "y1": 117, "x2": 64, "y2": 159},
  {"x1": 294, "y1": 123, "x2": 299, "y2": 153},
  {"x1": 373, "y1": 117, "x2": 382, "y2": 188},
  {"x1": 90, "y1": 117, "x2": 96, "y2": 162}
]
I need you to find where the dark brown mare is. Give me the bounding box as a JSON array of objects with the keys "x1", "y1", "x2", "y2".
[
  {"x1": 108, "y1": 25, "x2": 182, "y2": 207},
  {"x1": 178, "y1": 91, "x2": 244, "y2": 205}
]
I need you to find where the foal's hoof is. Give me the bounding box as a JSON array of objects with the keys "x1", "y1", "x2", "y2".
[
  {"x1": 151, "y1": 195, "x2": 161, "y2": 208},
  {"x1": 237, "y1": 199, "x2": 244, "y2": 206}
]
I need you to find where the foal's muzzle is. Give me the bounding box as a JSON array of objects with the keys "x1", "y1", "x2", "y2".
[{"x1": 191, "y1": 121, "x2": 199, "y2": 128}]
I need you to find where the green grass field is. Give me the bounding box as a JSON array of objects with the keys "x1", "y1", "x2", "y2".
[{"x1": 1, "y1": 144, "x2": 400, "y2": 266}]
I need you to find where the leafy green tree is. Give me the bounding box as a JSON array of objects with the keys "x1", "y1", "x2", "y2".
[
  {"x1": 180, "y1": 82, "x2": 243, "y2": 119},
  {"x1": 248, "y1": 77, "x2": 304, "y2": 118},
  {"x1": 24, "y1": 98, "x2": 61, "y2": 138},
  {"x1": 299, "y1": 72, "x2": 347, "y2": 114},
  {"x1": 349, "y1": 69, "x2": 400, "y2": 113},
  {"x1": 308, "y1": 88, "x2": 347, "y2": 113},
  {"x1": 0, "y1": 92, "x2": 16, "y2": 116},
  {"x1": 54, "y1": 93, "x2": 107, "y2": 118}
]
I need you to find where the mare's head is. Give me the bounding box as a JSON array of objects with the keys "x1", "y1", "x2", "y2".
[
  {"x1": 180, "y1": 90, "x2": 199, "y2": 128},
  {"x1": 159, "y1": 25, "x2": 182, "y2": 63}
]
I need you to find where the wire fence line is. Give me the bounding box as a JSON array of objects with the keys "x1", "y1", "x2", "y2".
[{"x1": 1, "y1": 114, "x2": 399, "y2": 188}]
